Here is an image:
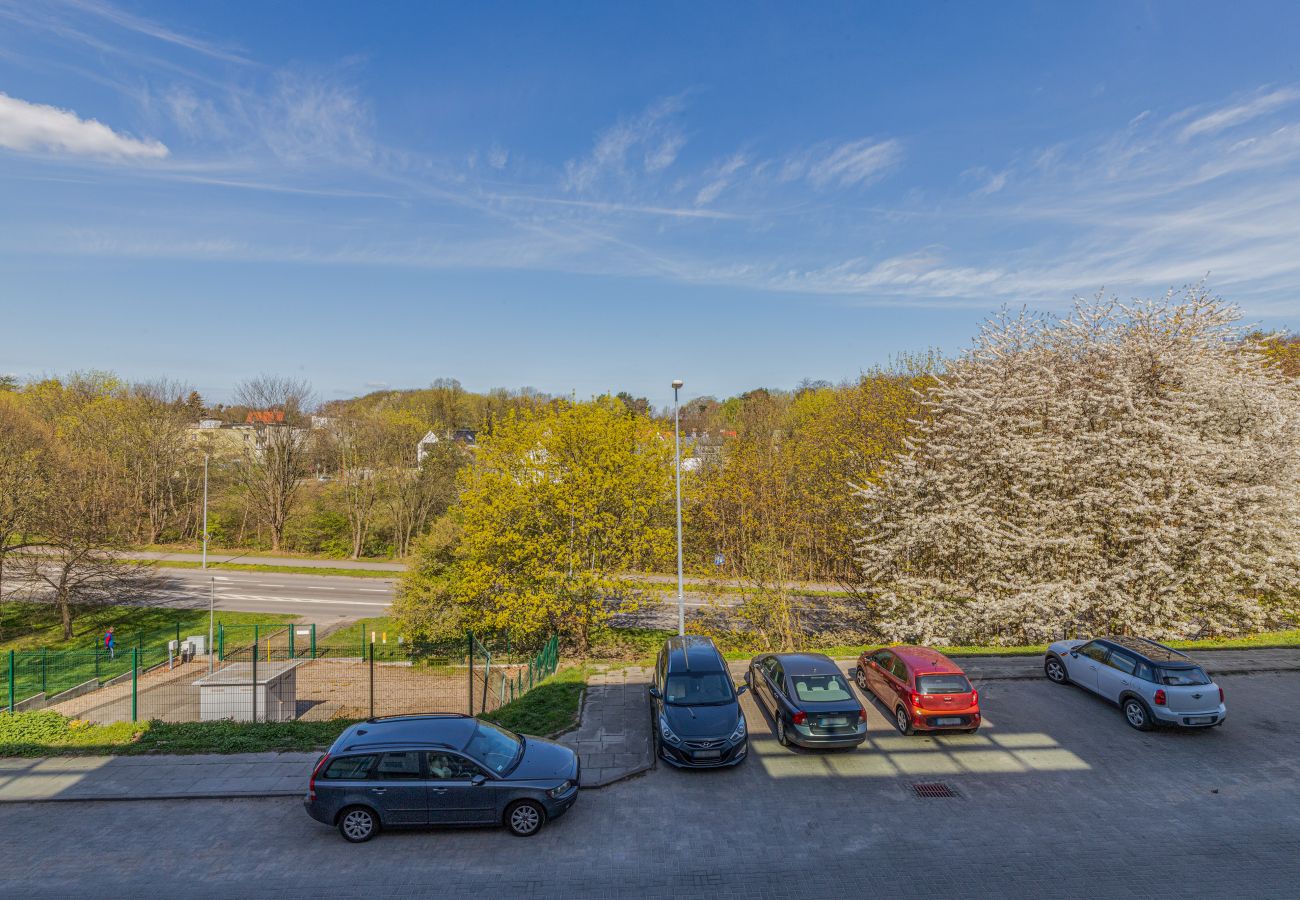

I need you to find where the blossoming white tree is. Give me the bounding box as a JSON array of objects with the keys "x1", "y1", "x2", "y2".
[{"x1": 854, "y1": 289, "x2": 1300, "y2": 644}]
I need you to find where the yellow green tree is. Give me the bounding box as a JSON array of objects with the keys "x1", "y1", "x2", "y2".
[{"x1": 400, "y1": 397, "x2": 675, "y2": 650}]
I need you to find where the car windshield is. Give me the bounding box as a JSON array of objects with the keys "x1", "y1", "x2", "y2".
[
  {"x1": 917, "y1": 674, "x2": 972, "y2": 694},
  {"x1": 1157, "y1": 665, "x2": 1210, "y2": 686},
  {"x1": 790, "y1": 673, "x2": 853, "y2": 703},
  {"x1": 462, "y1": 720, "x2": 523, "y2": 774},
  {"x1": 665, "y1": 672, "x2": 734, "y2": 705}
]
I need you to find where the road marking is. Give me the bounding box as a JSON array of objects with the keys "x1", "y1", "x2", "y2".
[
  {"x1": 357, "y1": 588, "x2": 390, "y2": 593},
  {"x1": 218, "y1": 593, "x2": 389, "y2": 607}
]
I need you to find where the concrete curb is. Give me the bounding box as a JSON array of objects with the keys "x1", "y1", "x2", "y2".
[{"x1": 0, "y1": 790, "x2": 301, "y2": 805}]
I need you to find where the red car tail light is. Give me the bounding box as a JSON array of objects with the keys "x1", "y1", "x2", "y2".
[
  {"x1": 971, "y1": 690, "x2": 979, "y2": 705},
  {"x1": 792, "y1": 711, "x2": 807, "y2": 726},
  {"x1": 309, "y1": 754, "x2": 330, "y2": 800},
  {"x1": 1154, "y1": 689, "x2": 1167, "y2": 706},
  {"x1": 910, "y1": 690, "x2": 924, "y2": 710}
]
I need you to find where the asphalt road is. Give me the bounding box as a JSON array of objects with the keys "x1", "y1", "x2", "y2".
[
  {"x1": 2, "y1": 671, "x2": 1297, "y2": 898},
  {"x1": 3, "y1": 564, "x2": 791, "y2": 630}
]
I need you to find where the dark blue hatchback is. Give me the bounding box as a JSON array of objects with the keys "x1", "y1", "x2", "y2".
[
  {"x1": 650, "y1": 635, "x2": 750, "y2": 768},
  {"x1": 304, "y1": 714, "x2": 580, "y2": 841}
]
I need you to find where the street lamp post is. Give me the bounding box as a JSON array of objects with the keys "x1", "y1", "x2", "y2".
[
  {"x1": 672, "y1": 379, "x2": 685, "y2": 636},
  {"x1": 202, "y1": 453, "x2": 209, "y2": 571}
]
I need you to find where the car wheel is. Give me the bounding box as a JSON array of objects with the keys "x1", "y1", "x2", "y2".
[
  {"x1": 895, "y1": 706, "x2": 914, "y2": 736},
  {"x1": 505, "y1": 799, "x2": 546, "y2": 837},
  {"x1": 338, "y1": 806, "x2": 379, "y2": 843},
  {"x1": 855, "y1": 667, "x2": 870, "y2": 691},
  {"x1": 1123, "y1": 697, "x2": 1154, "y2": 732},
  {"x1": 776, "y1": 716, "x2": 790, "y2": 746},
  {"x1": 1044, "y1": 656, "x2": 1069, "y2": 684}
]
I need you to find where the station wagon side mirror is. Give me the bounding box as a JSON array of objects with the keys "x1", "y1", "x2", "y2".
[
  {"x1": 648, "y1": 687, "x2": 662, "y2": 699},
  {"x1": 470, "y1": 774, "x2": 487, "y2": 787},
  {"x1": 735, "y1": 684, "x2": 748, "y2": 695}
]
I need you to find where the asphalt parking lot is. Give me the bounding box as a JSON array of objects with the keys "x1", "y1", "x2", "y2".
[{"x1": 2, "y1": 671, "x2": 1298, "y2": 899}]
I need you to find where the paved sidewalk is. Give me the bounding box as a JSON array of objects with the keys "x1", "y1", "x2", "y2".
[
  {"x1": 0, "y1": 752, "x2": 316, "y2": 803},
  {"x1": 560, "y1": 665, "x2": 654, "y2": 788}
]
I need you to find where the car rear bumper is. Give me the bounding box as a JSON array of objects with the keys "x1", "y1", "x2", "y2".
[
  {"x1": 913, "y1": 711, "x2": 981, "y2": 731},
  {"x1": 789, "y1": 723, "x2": 867, "y2": 748},
  {"x1": 659, "y1": 738, "x2": 748, "y2": 768},
  {"x1": 1151, "y1": 704, "x2": 1226, "y2": 727}
]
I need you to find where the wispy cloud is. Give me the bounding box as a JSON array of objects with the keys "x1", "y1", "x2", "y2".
[
  {"x1": 258, "y1": 70, "x2": 372, "y2": 164},
  {"x1": 59, "y1": 0, "x2": 253, "y2": 66},
  {"x1": 803, "y1": 138, "x2": 904, "y2": 188},
  {"x1": 0, "y1": 91, "x2": 167, "y2": 160},
  {"x1": 1179, "y1": 86, "x2": 1300, "y2": 141},
  {"x1": 694, "y1": 153, "x2": 747, "y2": 206},
  {"x1": 564, "y1": 94, "x2": 688, "y2": 191}
]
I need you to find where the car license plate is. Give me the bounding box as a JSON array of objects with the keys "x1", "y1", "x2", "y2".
[
  {"x1": 693, "y1": 750, "x2": 721, "y2": 759},
  {"x1": 934, "y1": 717, "x2": 963, "y2": 725},
  {"x1": 820, "y1": 716, "x2": 847, "y2": 726},
  {"x1": 1187, "y1": 716, "x2": 1215, "y2": 724}
]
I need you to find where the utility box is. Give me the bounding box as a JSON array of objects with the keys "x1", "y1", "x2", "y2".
[
  {"x1": 192, "y1": 661, "x2": 300, "y2": 722},
  {"x1": 186, "y1": 635, "x2": 207, "y2": 655}
]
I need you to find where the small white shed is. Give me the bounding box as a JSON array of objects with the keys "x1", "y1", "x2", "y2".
[{"x1": 192, "y1": 661, "x2": 301, "y2": 722}]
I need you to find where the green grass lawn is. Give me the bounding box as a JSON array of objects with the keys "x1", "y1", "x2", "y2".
[
  {"x1": 484, "y1": 665, "x2": 593, "y2": 737},
  {"x1": 0, "y1": 709, "x2": 357, "y2": 756},
  {"x1": 597, "y1": 625, "x2": 1300, "y2": 663},
  {"x1": 135, "y1": 559, "x2": 397, "y2": 580},
  {"x1": 0, "y1": 602, "x2": 300, "y2": 705}
]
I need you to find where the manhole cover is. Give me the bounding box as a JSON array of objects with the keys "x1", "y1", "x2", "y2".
[{"x1": 911, "y1": 782, "x2": 958, "y2": 798}]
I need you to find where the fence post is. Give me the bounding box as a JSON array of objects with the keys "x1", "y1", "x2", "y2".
[
  {"x1": 41, "y1": 648, "x2": 47, "y2": 695},
  {"x1": 131, "y1": 647, "x2": 138, "y2": 722},
  {"x1": 252, "y1": 641, "x2": 258, "y2": 723},
  {"x1": 95, "y1": 647, "x2": 100, "y2": 681},
  {"x1": 218, "y1": 623, "x2": 224, "y2": 661},
  {"x1": 7, "y1": 650, "x2": 13, "y2": 713},
  {"x1": 467, "y1": 632, "x2": 474, "y2": 716},
  {"x1": 254, "y1": 624, "x2": 259, "y2": 650},
  {"x1": 368, "y1": 641, "x2": 375, "y2": 720},
  {"x1": 289, "y1": 626, "x2": 295, "y2": 659},
  {"x1": 310, "y1": 624, "x2": 316, "y2": 659}
]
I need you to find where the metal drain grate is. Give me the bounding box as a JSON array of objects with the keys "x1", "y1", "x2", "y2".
[{"x1": 912, "y1": 782, "x2": 958, "y2": 799}]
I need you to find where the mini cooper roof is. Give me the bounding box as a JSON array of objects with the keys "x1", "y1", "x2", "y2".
[{"x1": 1095, "y1": 636, "x2": 1197, "y2": 667}]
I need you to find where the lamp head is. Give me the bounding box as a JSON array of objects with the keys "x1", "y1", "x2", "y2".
[{"x1": 671, "y1": 379, "x2": 684, "y2": 390}]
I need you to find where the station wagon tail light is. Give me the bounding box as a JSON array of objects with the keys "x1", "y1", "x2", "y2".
[
  {"x1": 309, "y1": 754, "x2": 330, "y2": 801},
  {"x1": 792, "y1": 711, "x2": 807, "y2": 726},
  {"x1": 858, "y1": 707, "x2": 866, "y2": 723},
  {"x1": 1219, "y1": 686, "x2": 1224, "y2": 703},
  {"x1": 1154, "y1": 689, "x2": 1167, "y2": 706}
]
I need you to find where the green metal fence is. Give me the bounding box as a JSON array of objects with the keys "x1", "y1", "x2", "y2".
[{"x1": 4, "y1": 628, "x2": 561, "y2": 724}]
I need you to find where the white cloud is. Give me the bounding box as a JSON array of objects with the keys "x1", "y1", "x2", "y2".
[
  {"x1": 965, "y1": 166, "x2": 1009, "y2": 197},
  {"x1": 487, "y1": 144, "x2": 509, "y2": 170},
  {"x1": 564, "y1": 94, "x2": 687, "y2": 191},
  {"x1": 258, "y1": 71, "x2": 372, "y2": 164},
  {"x1": 805, "y1": 138, "x2": 903, "y2": 188},
  {"x1": 0, "y1": 91, "x2": 168, "y2": 160},
  {"x1": 1179, "y1": 87, "x2": 1300, "y2": 141},
  {"x1": 694, "y1": 153, "x2": 747, "y2": 206}
]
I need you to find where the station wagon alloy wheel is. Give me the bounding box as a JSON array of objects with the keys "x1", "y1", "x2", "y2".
[
  {"x1": 776, "y1": 717, "x2": 790, "y2": 746},
  {"x1": 339, "y1": 807, "x2": 377, "y2": 843},
  {"x1": 507, "y1": 800, "x2": 544, "y2": 836}
]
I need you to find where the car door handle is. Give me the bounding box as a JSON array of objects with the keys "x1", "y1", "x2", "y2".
[
  {"x1": 429, "y1": 788, "x2": 448, "y2": 794},
  {"x1": 1120, "y1": 680, "x2": 1129, "y2": 685},
  {"x1": 369, "y1": 788, "x2": 387, "y2": 794}
]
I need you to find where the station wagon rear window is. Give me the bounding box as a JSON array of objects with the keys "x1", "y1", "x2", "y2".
[
  {"x1": 321, "y1": 755, "x2": 376, "y2": 780},
  {"x1": 916, "y1": 674, "x2": 972, "y2": 694},
  {"x1": 790, "y1": 674, "x2": 853, "y2": 703},
  {"x1": 1157, "y1": 666, "x2": 1210, "y2": 686}
]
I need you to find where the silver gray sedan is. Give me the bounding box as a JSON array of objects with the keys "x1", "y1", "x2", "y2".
[
  {"x1": 1045, "y1": 637, "x2": 1226, "y2": 731},
  {"x1": 305, "y1": 714, "x2": 580, "y2": 841}
]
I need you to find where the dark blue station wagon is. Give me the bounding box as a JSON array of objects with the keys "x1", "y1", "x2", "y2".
[{"x1": 305, "y1": 714, "x2": 580, "y2": 841}]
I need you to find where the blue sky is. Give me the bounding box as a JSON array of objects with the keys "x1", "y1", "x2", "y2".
[{"x1": 3, "y1": 1, "x2": 1300, "y2": 404}]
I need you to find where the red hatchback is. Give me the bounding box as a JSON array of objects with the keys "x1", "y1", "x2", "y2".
[{"x1": 854, "y1": 646, "x2": 980, "y2": 735}]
